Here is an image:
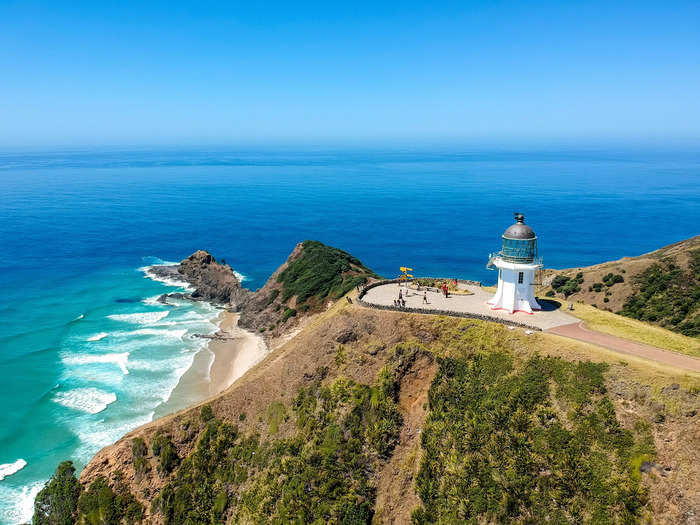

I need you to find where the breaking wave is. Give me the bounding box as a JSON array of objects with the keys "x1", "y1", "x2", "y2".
[
  {"x1": 0, "y1": 459, "x2": 27, "y2": 481},
  {"x1": 86, "y1": 332, "x2": 108, "y2": 341},
  {"x1": 107, "y1": 310, "x2": 170, "y2": 325},
  {"x1": 141, "y1": 265, "x2": 194, "y2": 291},
  {"x1": 62, "y1": 352, "x2": 130, "y2": 375},
  {"x1": 0, "y1": 480, "x2": 44, "y2": 525},
  {"x1": 52, "y1": 387, "x2": 117, "y2": 414}
]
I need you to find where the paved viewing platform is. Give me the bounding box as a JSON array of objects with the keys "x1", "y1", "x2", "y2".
[
  {"x1": 360, "y1": 282, "x2": 577, "y2": 330},
  {"x1": 359, "y1": 281, "x2": 700, "y2": 373}
]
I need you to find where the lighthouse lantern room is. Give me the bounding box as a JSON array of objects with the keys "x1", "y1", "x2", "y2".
[{"x1": 487, "y1": 213, "x2": 542, "y2": 314}]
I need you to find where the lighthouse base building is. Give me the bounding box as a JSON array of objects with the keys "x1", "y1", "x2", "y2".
[{"x1": 487, "y1": 213, "x2": 542, "y2": 314}]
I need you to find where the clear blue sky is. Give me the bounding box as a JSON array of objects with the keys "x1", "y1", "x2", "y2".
[{"x1": 1, "y1": 1, "x2": 699, "y2": 148}]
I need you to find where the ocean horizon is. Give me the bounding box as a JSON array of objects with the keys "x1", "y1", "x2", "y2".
[{"x1": 1, "y1": 146, "x2": 699, "y2": 523}]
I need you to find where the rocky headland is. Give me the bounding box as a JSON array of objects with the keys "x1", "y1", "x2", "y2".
[{"x1": 32, "y1": 239, "x2": 700, "y2": 525}]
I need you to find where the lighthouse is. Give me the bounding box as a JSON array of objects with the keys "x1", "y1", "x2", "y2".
[{"x1": 487, "y1": 213, "x2": 542, "y2": 314}]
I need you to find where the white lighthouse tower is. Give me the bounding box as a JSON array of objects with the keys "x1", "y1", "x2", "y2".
[{"x1": 487, "y1": 213, "x2": 542, "y2": 314}]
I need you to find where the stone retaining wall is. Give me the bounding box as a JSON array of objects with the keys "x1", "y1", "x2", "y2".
[{"x1": 357, "y1": 279, "x2": 541, "y2": 331}]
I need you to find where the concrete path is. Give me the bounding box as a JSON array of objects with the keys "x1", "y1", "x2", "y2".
[
  {"x1": 547, "y1": 321, "x2": 700, "y2": 373},
  {"x1": 362, "y1": 282, "x2": 577, "y2": 330}
]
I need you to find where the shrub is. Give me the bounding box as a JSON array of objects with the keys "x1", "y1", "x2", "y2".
[
  {"x1": 266, "y1": 289, "x2": 279, "y2": 306},
  {"x1": 620, "y1": 250, "x2": 699, "y2": 336},
  {"x1": 151, "y1": 433, "x2": 178, "y2": 475},
  {"x1": 545, "y1": 290, "x2": 555, "y2": 297},
  {"x1": 335, "y1": 344, "x2": 346, "y2": 366},
  {"x1": 33, "y1": 461, "x2": 82, "y2": 525},
  {"x1": 413, "y1": 353, "x2": 651, "y2": 523},
  {"x1": 34, "y1": 463, "x2": 143, "y2": 525},
  {"x1": 266, "y1": 401, "x2": 287, "y2": 434},
  {"x1": 603, "y1": 272, "x2": 624, "y2": 287},
  {"x1": 551, "y1": 273, "x2": 584, "y2": 297},
  {"x1": 131, "y1": 438, "x2": 149, "y2": 477},
  {"x1": 590, "y1": 282, "x2": 604, "y2": 292},
  {"x1": 277, "y1": 240, "x2": 378, "y2": 305},
  {"x1": 77, "y1": 475, "x2": 144, "y2": 525},
  {"x1": 200, "y1": 404, "x2": 214, "y2": 422},
  {"x1": 282, "y1": 307, "x2": 297, "y2": 322},
  {"x1": 153, "y1": 348, "x2": 407, "y2": 524}
]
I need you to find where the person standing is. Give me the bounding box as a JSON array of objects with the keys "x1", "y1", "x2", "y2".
[{"x1": 423, "y1": 291, "x2": 428, "y2": 304}]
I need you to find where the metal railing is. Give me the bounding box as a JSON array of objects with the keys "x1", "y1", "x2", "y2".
[{"x1": 488, "y1": 253, "x2": 543, "y2": 266}]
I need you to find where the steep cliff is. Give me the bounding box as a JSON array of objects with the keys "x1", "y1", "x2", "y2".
[{"x1": 238, "y1": 240, "x2": 380, "y2": 336}]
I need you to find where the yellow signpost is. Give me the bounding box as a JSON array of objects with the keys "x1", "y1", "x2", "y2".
[{"x1": 398, "y1": 267, "x2": 414, "y2": 281}]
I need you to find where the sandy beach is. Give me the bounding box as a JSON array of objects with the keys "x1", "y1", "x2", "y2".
[{"x1": 154, "y1": 311, "x2": 267, "y2": 418}]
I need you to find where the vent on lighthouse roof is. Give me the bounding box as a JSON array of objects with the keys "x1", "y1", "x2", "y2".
[{"x1": 503, "y1": 212, "x2": 536, "y2": 240}]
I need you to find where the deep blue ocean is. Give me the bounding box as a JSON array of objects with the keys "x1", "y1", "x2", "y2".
[{"x1": 0, "y1": 147, "x2": 698, "y2": 522}]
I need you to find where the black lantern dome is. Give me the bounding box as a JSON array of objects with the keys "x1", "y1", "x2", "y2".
[{"x1": 500, "y1": 213, "x2": 537, "y2": 263}]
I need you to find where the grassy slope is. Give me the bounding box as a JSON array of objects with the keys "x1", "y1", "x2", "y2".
[
  {"x1": 61, "y1": 296, "x2": 699, "y2": 525},
  {"x1": 240, "y1": 240, "x2": 380, "y2": 335},
  {"x1": 540, "y1": 235, "x2": 700, "y2": 337},
  {"x1": 277, "y1": 240, "x2": 380, "y2": 307},
  {"x1": 544, "y1": 299, "x2": 700, "y2": 357}
]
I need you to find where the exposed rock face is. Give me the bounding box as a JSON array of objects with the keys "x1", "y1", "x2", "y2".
[
  {"x1": 178, "y1": 250, "x2": 250, "y2": 310},
  {"x1": 150, "y1": 241, "x2": 378, "y2": 335},
  {"x1": 148, "y1": 251, "x2": 250, "y2": 310},
  {"x1": 238, "y1": 242, "x2": 305, "y2": 334}
]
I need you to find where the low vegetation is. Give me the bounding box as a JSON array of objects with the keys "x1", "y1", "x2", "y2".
[
  {"x1": 33, "y1": 461, "x2": 144, "y2": 525},
  {"x1": 151, "y1": 347, "x2": 410, "y2": 523},
  {"x1": 620, "y1": 250, "x2": 699, "y2": 337},
  {"x1": 277, "y1": 240, "x2": 379, "y2": 307},
  {"x1": 33, "y1": 461, "x2": 82, "y2": 525},
  {"x1": 151, "y1": 432, "x2": 179, "y2": 475},
  {"x1": 413, "y1": 352, "x2": 654, "y2": 523},
  {"x1": 551, "y1": 272, "x2": 585, "y2": 297},
  {"x1": 131, "y1": 437, "x2": 149, "y2": 479},
  {"x1": 603, "y1": 272, "x2": 625, "y2": 287},
  {"x1": 282, "y1": 307, "x2": 297, "y2": 322}
]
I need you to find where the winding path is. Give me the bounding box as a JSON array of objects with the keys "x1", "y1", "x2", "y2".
[{"x1": 546, "y1": 321, "x2": 700, "y2": 373}]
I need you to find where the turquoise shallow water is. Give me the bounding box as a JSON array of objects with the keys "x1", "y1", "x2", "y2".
[
  {"x1": 0, "y1": 147, "x2": 698, "y2": 522},
  {"x1": 0, "y1": 261, "x2": 222, "y2": 522}
]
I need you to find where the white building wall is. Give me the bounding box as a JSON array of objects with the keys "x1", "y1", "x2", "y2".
[{"x1": 488, "y1": 260, "x2": 540, "y2": 314}]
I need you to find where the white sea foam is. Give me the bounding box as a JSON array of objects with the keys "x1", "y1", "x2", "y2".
[
  {"x1": 234, "y1": 271, "x2": 248, "y2": 282},
  {"x1": 141, "y1": 265, "x2": 194, "y2": 291},
  {"x1": 107, "y1": 310, "x2": 170, "y2": 325},
  {"x1": 62, "y1": 352, "x2": 130, "y2": 374},
  {"x1": 87, "y1": 332, "x2": 108, "y2": 341},
  {"x1": 73, "y1": 411, "x2": 155, "y2": 465},
  {"x1": 0, "y1": 459, "x2": 26, "y2": 481},
  {"x1": 53, "y1": 387, "x2": 117, "y2": 414},
  {"x1": 0, "y1": 480, "x2": 44, "y2": 525},
  {"x1": 129, "y1": 328, "x2": 188, "y2": 339},
  {"x1": 74, "y1": 313, "x2": 85, "y2": 321},
  {"x1": 142, "y1": 294, "x2": 163, "y2": 306}
]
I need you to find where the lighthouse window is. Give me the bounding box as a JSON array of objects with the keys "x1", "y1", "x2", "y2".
[{"x1": 518, "y1": 272, "x2": 524, "y2": 284}]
